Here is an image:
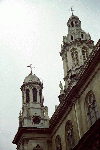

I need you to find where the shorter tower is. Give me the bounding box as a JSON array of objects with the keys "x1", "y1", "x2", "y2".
[
  {"x1": 13, "y1": 70, "x2": 51, "y2": 150},
  {"x1": 19, "y1": 71, "x2": 49, "y2": 128}
]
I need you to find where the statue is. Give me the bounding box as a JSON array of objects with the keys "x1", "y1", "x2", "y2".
[
  {"x1": 59, "y1": 81, "x2": 63, "y2": 90},
  {"x1": 59, "y1": 81, "x2": 64, "y2": 94}
]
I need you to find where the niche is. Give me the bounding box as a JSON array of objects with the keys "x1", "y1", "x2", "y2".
[
  {"x1": 81, "y1": 33, "x2": 83, "y2": 39},
  {"x1": 71, "y1": 35, "x2": 73, "y2": 41}
]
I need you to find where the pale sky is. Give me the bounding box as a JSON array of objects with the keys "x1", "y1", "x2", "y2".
[{"x1": 0, "y1": 0, "x2": 100, "y2": 149}]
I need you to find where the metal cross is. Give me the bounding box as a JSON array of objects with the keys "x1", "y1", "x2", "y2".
[
  {"x1": 27, "y1": 64, "x2": 34, "y2": 74},
  {"x1": 71, "y1": 6, "x2": 74, "y2": 15}
]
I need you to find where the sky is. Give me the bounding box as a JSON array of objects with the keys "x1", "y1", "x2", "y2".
[{"x1": 0, "y1": 0, "x2": 100, "y2": 149}]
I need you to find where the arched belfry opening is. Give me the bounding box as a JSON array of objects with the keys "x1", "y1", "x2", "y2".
[
  {"x1": 26, "y1": 89, "x2": 30, "y2": 103},
  {"x1": 71, "y1": 21, "x2": 74, "y2": 27},
  {"x1": 33, "y1": 88, "x2": 37, "y2": 102},
  {"x1": 71, "y1": 35, "x2": 73, "y2": 41}
]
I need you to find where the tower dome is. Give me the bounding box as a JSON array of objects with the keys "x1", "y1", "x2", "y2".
[
  {"x1": 24, "y1": 73, "x2": 41, "y2": 84},
  {"x1": 69, "y1": 14, "x2": 79, "y2": 19},
  {"x1": 65, "y1": 14, "x2": 91, "y2": 43},
  {"x1": 67, "y1": 14, "x2": 81, "y2": 28}
]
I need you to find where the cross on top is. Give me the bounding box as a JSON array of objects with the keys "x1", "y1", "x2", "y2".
[
  {"x1": 27, "y1": 64, "x2": 35, "y2": 74},
  {"x1": 71, "y1": 6, "x2": 74, "y2": 15}
]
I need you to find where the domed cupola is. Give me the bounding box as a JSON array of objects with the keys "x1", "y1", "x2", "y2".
[
  {"x1": 67, "y1": 14, "x2": 81, "y2": 30},
  {"x1": 19, "y1": 65, "x2": 49, "y2": 128},
  {"x1": 66, "y1": 13, "x2": 91, "y2": 43},
  {"x1": 21, "y1": 72, "x2": 43, "y2": 105},
  {"x1": 24, "y1": 73, "x2": 41, "y2": 84}
]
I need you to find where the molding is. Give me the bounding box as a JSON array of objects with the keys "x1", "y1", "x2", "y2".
[{"x1": 12, "y1": 127, "x2": 50, "y2": 144}]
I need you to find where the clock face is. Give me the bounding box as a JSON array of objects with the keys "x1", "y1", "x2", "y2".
[{"x1": 33, "y1": 116, "x2": 40, "y2": 124}]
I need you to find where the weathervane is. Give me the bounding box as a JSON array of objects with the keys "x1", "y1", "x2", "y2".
[
  {"x1": 71, "y1": 6, "x2": 74, "y2": 15},
  {"x1": 27, "y1": 64, "x2": 34, "y2": 74}
]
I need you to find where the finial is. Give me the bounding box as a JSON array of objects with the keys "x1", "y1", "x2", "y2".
[
  {"x1": 27, "y1": 64, "x2": 33, "y2": 74},
  {"x1": 71, "y1": 6, "x2": 74, "y2": 15},
  {"x1": 19, "y1": 110, "x2": 21, "y2": 116},
  {"x1": 59, "y1": 81, "x2": 63, "y2": 90}
]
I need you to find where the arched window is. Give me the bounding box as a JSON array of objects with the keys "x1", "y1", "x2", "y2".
[
  {"x1": 71, "y1": 21, "x2": 74, "y2": 27},
  {"x1": 81, "y1": 33, "x2": 83, "y2": 39},
  {"x1": 85, "y1": 91, "x2": 99, "y2": 126},
  {"x1": 71, "y1": 48, "x2": 79, "y2": 68},
  {"x1": 65, "y1": 120, "x2": 75, "y2": 150},
  {"x1": 33, "y1": 88, "x2": 37, "y2": 102},
  {"x1": 71, "y1": 35, "x2": 73, "y2": 41},
  {"x1": 55, "y1": 135, "x2": 62, "y2": 150},
  {"x1": 39, "y1": 89, "x2": 42, "y2": 103},
  {"x1": 82, "y1": 47, "x2": 88, "y2": 62},
  {"x1": 26, "y1": 89, "x2": 30, "y2": 103}
]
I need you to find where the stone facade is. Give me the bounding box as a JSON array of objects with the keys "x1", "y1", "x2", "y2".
[{"x1": 13, "y1": 14, "x2": 100, "y2": 150}]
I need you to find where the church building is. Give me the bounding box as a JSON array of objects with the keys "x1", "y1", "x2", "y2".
[{"x1": 13, "y1": 13, "x2": 100, "y2": 150}]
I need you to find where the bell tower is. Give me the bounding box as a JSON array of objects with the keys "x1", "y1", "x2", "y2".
[
  {"x1": 60, "y1": 13, "x2": 94, "y2": 89},
  {"x1": 19, "y1": 68, "x2": 49, "y2": 128},
  {"x1": 13, "y1": 67, "x2": 51, "y2": 150}
]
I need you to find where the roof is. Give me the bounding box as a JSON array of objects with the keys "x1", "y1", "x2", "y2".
[
  {"x1": 69, "y1": 14, "x2": 79, "y2": 20},
  {"x1": 72, "y1": 119, "x2": 100, "y2": 150},
  {"x1": 24, "y1": 73, "x2": 41, "y2": 83},
  {"x1": 49, "y1": 39, "x2": 100, "y2": 132}
]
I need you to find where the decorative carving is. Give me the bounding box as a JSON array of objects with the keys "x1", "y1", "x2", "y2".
[
  {"x1": 55, "y1": 135, "x2": 62, "y2": 150},
  {"x1": 93, "y1": 134, "x2": 100, "y2": 149},
  {"x1": 63, "y1": 36, "x2": 67, "y2": 44},
  {"x1": 47, "y1": 139, "x2": 52, "y2": 144},
  {"x1": 59, "y1": 81, "x2": 64, "y2": 95},
  {"x1": 23, "y1": 138, "x2": 29, "y2": 145},
  {"x1": 32, "y1": 115, "x2": 41, "y2": 124},
  {"x1": 70, "y1": 48, "x2": 79, "y2": 68},
  {"x1": 59, "y1": 81, "x2": 63, "y2": 90},
  {"x1": 33, "y1": 144, "x2": 43, "y2": 150},
  {"x1": 65, "y1": 120, "x2": 75, "y2": 150}
]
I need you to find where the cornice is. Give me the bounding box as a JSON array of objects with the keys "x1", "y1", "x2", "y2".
[
  {"x1": 21, "y1": 82, "x2": 43, "y2": 91},
  {"x1": 12, "y1": 127, "x2": 50, "y2": 144}
]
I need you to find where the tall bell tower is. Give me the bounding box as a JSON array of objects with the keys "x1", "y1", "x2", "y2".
[{"x1": 60, "y1": 13, "x2": 94, "y2": 89}]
